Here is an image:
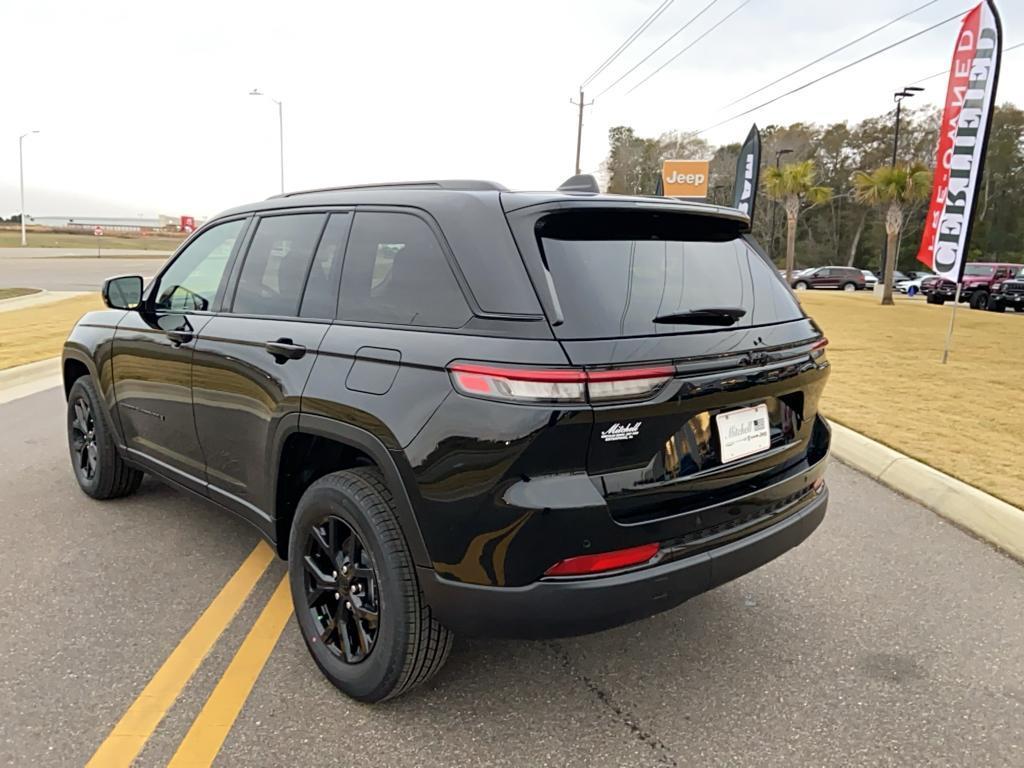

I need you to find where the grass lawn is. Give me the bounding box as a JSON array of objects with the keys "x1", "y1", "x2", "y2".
[
  {"x1": 0, "y1": 294, "x2": 102, "y2": 369},
  {"x1": 799, "y1": 291, "x2": 1023, "y2": 506},
  {"x1": 0, "y1": 230, "x2": 184, "y2": 251},
  {"x1": 0, "y1": 287, "x2": 40, "y2": 301}
]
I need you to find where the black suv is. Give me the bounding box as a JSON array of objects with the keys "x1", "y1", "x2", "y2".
[{"x1": 63, "y1": 179, "x2": 831, "y2": 702}]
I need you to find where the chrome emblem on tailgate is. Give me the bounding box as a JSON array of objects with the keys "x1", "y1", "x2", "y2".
[{"x1": 601, "y1": 422, "x2": 641, "y2": 442}]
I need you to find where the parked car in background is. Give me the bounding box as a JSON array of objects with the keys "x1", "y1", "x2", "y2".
[
  {"x1": 792, "y1": 266, "x2": 866, "y2": 291},
  {"x1": 860, "y1": 270, "x2": 878, "y2": 289},
  {"x1": 888, "y1": 270, "x2": 910, "y2": 285},
  {"x1": 897, "y1": 273, "x2": 936, "y2": 294},
  {"x1": 923, "y1": 262, "x2": 1021, "y2": 309},
  {"x1": 987, "y1": 266, "x2": 1024, "y2": 312}
]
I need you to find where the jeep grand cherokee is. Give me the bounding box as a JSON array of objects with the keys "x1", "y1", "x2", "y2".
[{"x1": 63, "y1": 178, "x2": 831, "y2": 702}]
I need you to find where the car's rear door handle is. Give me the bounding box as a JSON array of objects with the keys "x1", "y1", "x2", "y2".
[
  {"x1": 265, "y1": 338, "x2": 306, "y2": 362},
  {"x1": 166, "y1": 329, "x2": 194, "y2": 346}
]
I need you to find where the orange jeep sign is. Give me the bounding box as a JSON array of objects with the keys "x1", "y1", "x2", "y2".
[{"x1": 661, "y1": 160, "x2": 710, "y2": 198}]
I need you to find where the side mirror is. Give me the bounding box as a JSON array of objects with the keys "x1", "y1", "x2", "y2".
[{"x1": 102, "y1": 275, "x2": 144, "y2": 310}]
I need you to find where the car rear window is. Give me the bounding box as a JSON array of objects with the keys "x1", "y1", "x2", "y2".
[{"x1": 536, "y1": 211, "x2": 803, "y2": 339}]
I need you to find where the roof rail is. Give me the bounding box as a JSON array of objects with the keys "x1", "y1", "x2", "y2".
[{"x1": 270, "y1": 180, "x2": 508, "y2": 198}]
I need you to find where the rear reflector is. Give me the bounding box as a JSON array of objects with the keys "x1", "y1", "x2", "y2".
[
  {"x1": 448, "y1": 363, "x2": 673, "y2": 404},
  {"x1": 544, "y1": 542, "x2": 660, "y2": 577}
]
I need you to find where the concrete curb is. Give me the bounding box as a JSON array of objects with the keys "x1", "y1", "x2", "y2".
[
  {"x1": 0, "y1": 357, "x2": 62, "y2": 404},
  {"x1": 829, "y1": 419, "x2": 1024, "y2": 562},
  {"x1": 0, "y1": 290, "x2": 90, "y2": 313}
]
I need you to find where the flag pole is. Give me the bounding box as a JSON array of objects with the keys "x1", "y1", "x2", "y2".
[{"x1": 941, "y1": 283, "x2": 963, "y2": 364}]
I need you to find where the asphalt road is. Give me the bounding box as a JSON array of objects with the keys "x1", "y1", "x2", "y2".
[
  {"x1": 0, "y1": 255, "x2": 163, "y2": 291},
  {"x1": 1, "y1": 387, "x2": 1022, "y2": 767}
]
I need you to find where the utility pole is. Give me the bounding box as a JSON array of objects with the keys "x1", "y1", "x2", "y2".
[
  {"x1": 18, "y1": 131, "x2": 39, "y2": 247},
  {"x1": 570, "y1": 89, "x2": 593, "y2": 175}
]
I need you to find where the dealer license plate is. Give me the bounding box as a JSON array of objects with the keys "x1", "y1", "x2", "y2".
[{"x1": 716, "y1": 404, "x2": 771, "y2": 463}]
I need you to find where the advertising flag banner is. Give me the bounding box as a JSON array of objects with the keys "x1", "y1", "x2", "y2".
[
  {"x1": 916, "y1": 0, "x2": 1002, "y2": 281},
  {"x1": 732, "y1": 124, "x2": 761, "y2": 219}
]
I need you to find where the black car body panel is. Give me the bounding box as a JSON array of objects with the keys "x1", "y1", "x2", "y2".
[{"x1": 63, "y1": 181, "x2": 831, "y2": 637}]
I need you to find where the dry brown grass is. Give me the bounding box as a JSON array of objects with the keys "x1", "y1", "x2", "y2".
[
  {"x1": 0, "y1": 288, "x2": 40, "y2": 301},
  {"x1": 0, "y1": 294, "x2": 103, "y2": 369},
  {"x1": 799, "y1": 291, "x2": 1023, "y2": 506}
]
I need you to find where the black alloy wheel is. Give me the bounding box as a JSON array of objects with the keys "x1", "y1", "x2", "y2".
[
  {"x1": 304, "y1": 515, "x2": 380, "y2": 664},
  {"x1": 70, "y1": 396, "x2": 99, "y2": 482},
  {"x1": 65, "y1": 376, "x2": 143, "y2": 499}
]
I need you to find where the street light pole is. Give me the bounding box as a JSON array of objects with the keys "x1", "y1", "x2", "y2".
[
  {"x1": 891, "y1": 86, "x2": 923, "y2": 167},
  {"x1": 770, "y1": 148, "x2": 793, "y2": 261},
  {"x1": 881, "y1": 86, "x2": 924, "y2": 276},
  {"x1": 18, "y1": 130, "x2": 39, "y2": 247},
  {"x1": 250, "y1": 89, "x2": 285, "y2": 194}
]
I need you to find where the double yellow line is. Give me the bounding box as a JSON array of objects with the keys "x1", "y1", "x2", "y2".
[{"x1": 87, "y1": 541, "x2": 294, "y2": 767}]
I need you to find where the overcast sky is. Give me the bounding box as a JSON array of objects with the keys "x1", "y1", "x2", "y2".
[{"x1": 3, "y1": 0, "x2": 1021, "y2": 219}]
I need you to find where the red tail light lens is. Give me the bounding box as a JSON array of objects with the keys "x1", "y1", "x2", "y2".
[
  {"x1": 586, "y1": 366, "x2": 674, "y2": 402},
  {"x1": 810, "y1": 337, "x2": 829, "y2": 360},
  {"x1": 448, "y1": 364, "x2": 673, "y2": 404},
  {"x1": 544, "y1": 542, "x2": 660, "y2": 577},
  {"x1": 448, "y1": 364, "x2": 587, "y2": 402}
]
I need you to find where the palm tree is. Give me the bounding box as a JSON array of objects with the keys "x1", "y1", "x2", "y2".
[
  {"x1": 852, "y1": 163, "x2": 932, "y2": 306},
  {"x1": 762, "y1": 160, "x2": 833, "y2": 284}
]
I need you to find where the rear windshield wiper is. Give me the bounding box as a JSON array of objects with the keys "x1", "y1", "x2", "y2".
[{"x1": 652, "y1": 307, "x2": 747, "y2": 326}]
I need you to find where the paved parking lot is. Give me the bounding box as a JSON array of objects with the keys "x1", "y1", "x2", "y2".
[{"x1": 2, "y1": 386, "x2": 1022, "y2": 767}]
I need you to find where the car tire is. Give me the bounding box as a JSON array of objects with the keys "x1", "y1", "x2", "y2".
[
  {"x1": 67, "y1": 376, "x2": 144, "y2": 500},
  {"x1": 287, "y1": 467, "x2": 453, "y2": 703},
  {"x1": 841, "y1": 282, "x2": 857, "y2": 292},
  {"x1": 986, "y1": 295, "x2": 1005, "y2": 313},
  {"x1": 793, "y1": 281, "x2": 809, "y2": 291},
  {"x1": 969, "y1": 291, "x2": 989, "y2": 310}
]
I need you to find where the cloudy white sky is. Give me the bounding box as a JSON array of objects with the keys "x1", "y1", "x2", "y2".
[{"x1": 3, "y1": 0, "x2": 1021, "y2": 219}]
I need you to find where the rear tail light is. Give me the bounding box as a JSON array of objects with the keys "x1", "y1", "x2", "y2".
[
  {"x1": 585, "y1": 366, "x2": 674, "y2": 402},
  {"x1": 544, "y1": 542, "x2": 660, "y2": 577},
  {"x1": 448, "y1": 364, "x2": 673, "y2": 404},
  {"x1": 810, "y1": 337, "x2": 828, "y2": 360}
]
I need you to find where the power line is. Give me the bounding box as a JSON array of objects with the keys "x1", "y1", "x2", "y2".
[
  {"x1": 910, "y1": 39, "x2": 1023, "y2": 84},
  {"x1": 721, "y1": 0, "x2": 940, "y2": 110},
  {"x1": 597, "y1": 0, "x2": 722, "y2": 97},
  {"x1": 626, "y1": 0, "x2": 756, "y2": 96},
  {"x1": 581, "y1": 0, "x2": 676, "y2": 89},
  {"x1": 696, "y1": 7, "x2": 970, "y2": 135}
]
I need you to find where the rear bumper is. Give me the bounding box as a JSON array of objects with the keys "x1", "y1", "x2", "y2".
[{"x1": 419, "y1": 486, "x2": 828, "y2": 639}]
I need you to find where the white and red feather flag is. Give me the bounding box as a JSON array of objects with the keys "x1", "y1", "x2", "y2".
[{"x1": 916, "y1": 0, "x2": 1003, "y2": 282}]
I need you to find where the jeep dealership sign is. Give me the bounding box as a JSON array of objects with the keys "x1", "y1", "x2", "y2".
[
  {"x1": 661, "y1": 160, "x2": 710, "y2": 198},
  {"x1": 916, "y1": 0, "x2": 1003, "y2": 281}
]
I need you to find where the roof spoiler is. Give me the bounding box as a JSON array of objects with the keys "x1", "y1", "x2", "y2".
[{"x1": 557, "y1": 174, "x2": 600, "y2": 193}]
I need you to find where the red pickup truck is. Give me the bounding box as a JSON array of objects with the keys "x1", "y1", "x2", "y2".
[{"x1": 922, "y1": 262, "x2": 1022, "y2": 310}]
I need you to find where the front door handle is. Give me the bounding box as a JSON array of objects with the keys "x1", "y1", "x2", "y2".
[
  {"x1": 166, "y1": 329, "x2": 194, "y2": 346},
  {"x1": 265, "y1": 338, "x2": 306, "y2": 363}
]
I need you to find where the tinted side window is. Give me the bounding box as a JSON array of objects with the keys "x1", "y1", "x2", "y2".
[
  {"x1": 300, "y1": 213, "x2": 351, "y2": 319},
  {"x1": 154, "y1": 219, "x2": 244, "y2": 311},
  {"x1": 232, "y1": 214, "x2": 325, "y2": 317},
  {"x1": 339, "y1": 212, "x2": 471, "y2": 328}
]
